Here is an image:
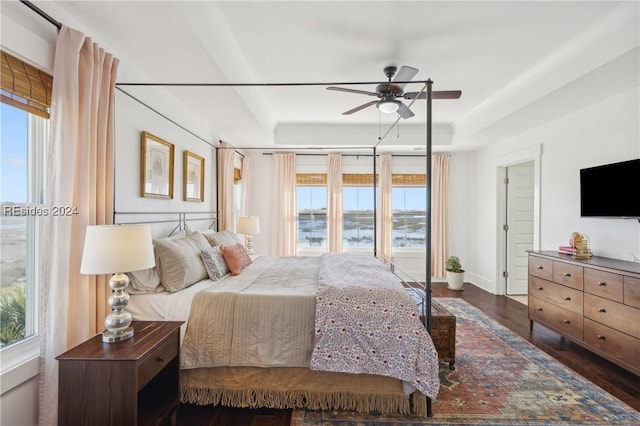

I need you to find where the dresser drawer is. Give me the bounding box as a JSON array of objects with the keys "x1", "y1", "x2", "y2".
[
  {"x1": 584, "y1": 293, "x2": 640, "y2": 339},
  {"x1": 529, "y1": 296, "x2": 583, "y2": 341},
  {"x1": 528, "y1": 276, "x2": 583, "y2": 315},
  {"x1": 552, "y1": 261, "x2": 583, "y2": 290},
  {"x1": 584, "y1": 269, "x2": 623, "y2": 302},
  {"x1": 137, "y1": 335, "x2": 178, "y2": 391},
  {"x1": 624, "y1": 276, "x2": 640, "y2": 308},
  {"x1": 529, "y1": 256, "x2": 553, "y2": 281},
  {"x1": 584, "y1": 318, "x2": 640, "y2": 369}
]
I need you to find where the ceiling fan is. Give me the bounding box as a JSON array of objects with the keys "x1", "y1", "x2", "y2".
[{"x1": 327, "y1": 65, "x2": 461, "y2": 119}]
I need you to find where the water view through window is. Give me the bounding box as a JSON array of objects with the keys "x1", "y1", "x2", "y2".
[{"x1": 297, "y1": 184, "x2": 427, "y2": 249}]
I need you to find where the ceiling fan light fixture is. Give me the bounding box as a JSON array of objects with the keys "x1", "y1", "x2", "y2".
[{"x1": 377, "y1": 99, "x2": 400, "y2": 114}]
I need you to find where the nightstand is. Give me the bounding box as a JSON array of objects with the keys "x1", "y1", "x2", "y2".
[{"x1": 56, "y1": 321, "x2": 183, "y2": 426}]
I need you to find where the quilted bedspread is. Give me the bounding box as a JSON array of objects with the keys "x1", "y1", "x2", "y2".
[{"x1": 310, "y1": 253, "x2": 440, "y2": 399}]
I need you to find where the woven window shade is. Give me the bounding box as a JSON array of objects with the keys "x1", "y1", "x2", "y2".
[
  {"x1": 297, "y1": 173, "x2": 327, "y2": 186},
  {"x1": 234, "y1": 167, "x2": 241, "y2": 184},
  {"x1": 343, "y1": 174, "x2": 375, "y2": 186},
  {"x1": 296, "y1": 173, "x2": 426, "y2": 187},
  {"x1": 1, "y1": 51, "x2": 52, "y2": 118},
  {"x1": 392, "y1": 174, "x2": 426, "y2": 186}
]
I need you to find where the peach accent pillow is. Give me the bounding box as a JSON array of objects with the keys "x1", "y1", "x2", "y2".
[{"x1": 221, "y1": 243, "x2": 253, "y2": 275}]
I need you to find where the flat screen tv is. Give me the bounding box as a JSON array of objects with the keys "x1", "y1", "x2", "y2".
[{"x1": 580, "y1": 158, "x2": 640, "y2": 218}]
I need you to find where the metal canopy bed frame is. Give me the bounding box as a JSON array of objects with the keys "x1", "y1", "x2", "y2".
[{"x1": 23, "y1": 0, "x2": 439, "y2": 416}]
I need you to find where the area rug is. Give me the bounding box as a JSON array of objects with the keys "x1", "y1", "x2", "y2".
[{"x1": 291, "y1": 298, "x2": 640, "y2": 425}]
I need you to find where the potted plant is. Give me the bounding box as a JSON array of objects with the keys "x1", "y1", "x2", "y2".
[{"x1": 446, "y1": 256, "x2": 465, "y2": 291}]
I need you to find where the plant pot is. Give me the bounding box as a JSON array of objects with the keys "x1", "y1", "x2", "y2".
[{"x1": 446, "y1": 270, "x2": 465, "y2": 291}]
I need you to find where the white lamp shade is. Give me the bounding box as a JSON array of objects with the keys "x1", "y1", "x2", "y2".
[
  {"x1": 80, "y1": 224, "x2": 155, "y2": 274},
  {"x1": 237, "y1": 216, "x2": 260, "y2": 235}
]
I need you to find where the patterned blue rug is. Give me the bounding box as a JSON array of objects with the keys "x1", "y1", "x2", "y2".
[{"x1": 292, "y1": 298, "x2": 640, "y2": 425}]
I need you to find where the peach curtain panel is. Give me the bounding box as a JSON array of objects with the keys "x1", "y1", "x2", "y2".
[
  {"x1": 327, "y1": 154, "x2": 343, "y2": 252},
  {"x1": 274, "y1": 153, "x2": 297, "y2": 255},
  {"x1": 38, "y1": 26, "x2": 118, "y2": 425},
  {"x1": 377, "y1": 154, "x2": 393, "y2": 264},
  {"x1": 217, "y1": 142, "x2": 235, "y2": 231},
  {"x1": 431, "y1": 154, "x2": 449, "y2": 277},
  {"x1": 240, "y1": 155, "x2": 252, "y2": 217}
]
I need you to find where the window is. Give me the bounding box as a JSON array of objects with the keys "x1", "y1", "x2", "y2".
[
  {"x1": 343, "y1": 186, "x2": 375, "y2": 249},
  {"x1": 1, "y1": 51, "x2": 51, "y2": 355},
  {"x1": 392, "y1": 175, "x2": 427, "y2": 248},
  {"x1": 297, "y1": 187, "x2": 327, "y2": 248},
  {"x1": 0, "y1": 103, "x2": 48, "y2": 350},
  {"x1": 342, "y1": 174, "x2": 375, "y2": 249}
]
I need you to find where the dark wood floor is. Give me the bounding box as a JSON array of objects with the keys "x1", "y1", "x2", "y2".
[{"x1": 177, "y1": 282, "x2": 640, "y2": 425}]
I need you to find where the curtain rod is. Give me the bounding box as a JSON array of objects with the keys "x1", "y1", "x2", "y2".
[{"x1": 20, "y1": 0, "x2": 61, "y2": 30}]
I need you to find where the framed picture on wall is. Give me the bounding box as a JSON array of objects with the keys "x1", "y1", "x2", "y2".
[
  {"x1": 140, "y1": 131, "x2": 174, "y2": 199},
  {"x1": 184, "y1": 150, "x2": 205, "y2": 202}
]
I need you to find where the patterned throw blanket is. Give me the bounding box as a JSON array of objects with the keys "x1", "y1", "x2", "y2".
[{"x1": 310, "y1": 253, "x2": 440, "y2": 399}]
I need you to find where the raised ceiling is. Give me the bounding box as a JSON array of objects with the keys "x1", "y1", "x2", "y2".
[{"x1": 3, "y1": 1, "x2": 639, "y2": 151}]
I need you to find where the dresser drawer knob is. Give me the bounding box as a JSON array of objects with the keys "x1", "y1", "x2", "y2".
[
  {"x1": 156, "y1": 356, "x2": 165, "y2": 363},
  {"x1": 563, "y1": 273, "x2": 571, "y2": 277},
  {"x1": 563, "y1": 320, "x2": 571, "y2": 324},
  {"x1": 537, "y1": 286, "x2": 543, "y2": 291},
  {"x1": 564, "y1": 296, "x2": 571, "y2": 301},
  {"x1": 597, "y1": 334, "x2": 606, "y2": 340},
  {"x1": 598, "y1": 307, "x2": 606, "y2": 313},
  {"x1": 537, "y1": 265, "x2": 544, "y2": 270},
  {"x1": 598, "y1": 281, "x2": 607, "y2": 286},
  {"x1": 536, "y1": 308, "x2": 543, "y2": 312}
]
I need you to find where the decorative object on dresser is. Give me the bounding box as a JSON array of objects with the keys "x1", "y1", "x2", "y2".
[
  {"x1": 140, "y1": 131, "x2": 174, "y2": 199},
  {"x1": 57, "y1": 321, "x2": 183, "y2": 426},
  {"x1": 80, "y1": 224, "x2": 155, "y2": 342},
  {"x1": 237, "y1": 216, "x2": 261, "y2": 255},
  {"x1": 445, "y1": 256, "x2": 465, "y2": 290},
  {"x1": 183, "y1": 150, "x2": 205, "y2": 202},
  {"x1": 528, "y1": 250, "x2": 640, "y2": 376}
]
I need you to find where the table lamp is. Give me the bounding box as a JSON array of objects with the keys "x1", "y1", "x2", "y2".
[
  {"x1": 80, "y1": 224, "x2": 155, "y2": 343},
  {"x1": 237, "y1": 216, "x2": 260, "y2": 255}
]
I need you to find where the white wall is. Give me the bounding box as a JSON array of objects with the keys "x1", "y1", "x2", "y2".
[
  {"x1": 464, "y1": 87, "x2": 640, "y2": 294},
  {"x1": 114, "y1": 90, "x2": 218, "y2": 237}
]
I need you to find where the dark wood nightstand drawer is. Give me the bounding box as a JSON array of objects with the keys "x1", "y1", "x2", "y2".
[{"x1": 138, "y1": 334, "x2": 178, "y2": 391}]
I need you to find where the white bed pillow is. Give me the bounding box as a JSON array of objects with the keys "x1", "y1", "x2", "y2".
[
  {"x1": 200, "y1": 246, "x2": 230, "y2": 281},
  {"x1": 200, "y1": 230, "x2": 242, "y2": 247},
  {"x1": 154, "y1": 231, "x2": 210, "y2": 292},
  {"x1": 126, "y1": 267, "x2": 163, "y2": 294}
]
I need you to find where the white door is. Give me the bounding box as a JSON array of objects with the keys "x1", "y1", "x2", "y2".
[{"x1": 506, "y1": 161, "x2": 534, "y2": 295}]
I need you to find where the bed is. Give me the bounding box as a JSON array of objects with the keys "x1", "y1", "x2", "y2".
[{"x1": 127, "y1": 229, "x2": 439, "y2": 417}]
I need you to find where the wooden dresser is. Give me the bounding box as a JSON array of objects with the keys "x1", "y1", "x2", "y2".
[
  {"x1": 528, "y1": 251, "x2": 640, "y2": 376},
  {"x1": 57, "y1": 321, "x2": 183, "y2": 426}
]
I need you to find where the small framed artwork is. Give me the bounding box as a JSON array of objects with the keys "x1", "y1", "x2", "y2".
[
  {"x1": 140, "y1": 131, "x2": 174, "y2": 199},
  {"x1": 183, "y1": 150, "x2": 205, "y2": 202}
]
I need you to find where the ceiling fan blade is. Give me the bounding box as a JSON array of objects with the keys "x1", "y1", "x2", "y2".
[
  {"x1": 343, "y1": 100, "x2": 377, "y2": 115},
  {"x1": 404, "y1": 90, "x2": 462, "y2": 100},
  {"x1": 327, "y1": 86, "x2": 378, "y2": 97},
  {"x1": 392, "y1": 66, "x2": 419, "y2": 89},
  {"x1": 397, "y1": 102, "x2": 415, "y2": 119}
]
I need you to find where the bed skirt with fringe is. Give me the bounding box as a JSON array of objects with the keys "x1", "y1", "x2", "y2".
[{"x1": 180, "y1": 366, "x2": 428, "y2": 417}]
